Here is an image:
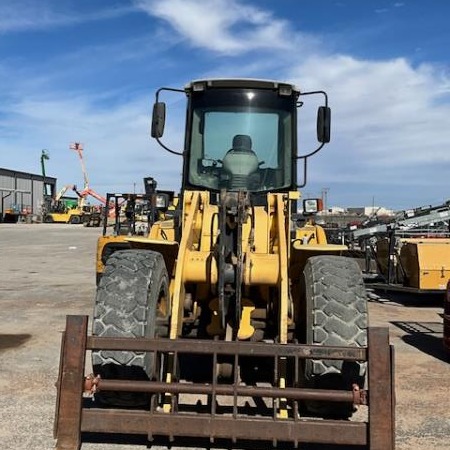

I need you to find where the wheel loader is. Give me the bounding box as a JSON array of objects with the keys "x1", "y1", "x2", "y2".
[{"x1": 54, "y1": 79, "x2": 395, "y2": 449}]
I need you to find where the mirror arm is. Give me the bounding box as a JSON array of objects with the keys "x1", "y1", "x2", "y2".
[
  {"x1": 295, "y1": 89, "x2": 329, "y2": 187},
  {"x1": 297, "y1": 156, "x2": 307, "y2": 188},
  {"x1": 153, "y1": 87, "x2": 185, "y2": 156},
  {"x1": 299, "y1": 90, "x2": 329, "y2": 107},
  {"x1": 155, "y1": 137, "x2": 184, "y2": 156},
  {"x1": 297, "y1": 141, "x2": 325, "y2": 160},
  {"x1": 296, "y1": 89, "x2": 328, "y2": 160},
  {"x1": 155, "y1": 86, "x2": 185, "y2": 101}
]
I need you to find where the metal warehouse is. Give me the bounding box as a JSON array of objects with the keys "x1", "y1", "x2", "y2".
[{"x1": 0, "y1": 167, "x2": 56, "y2": 222}]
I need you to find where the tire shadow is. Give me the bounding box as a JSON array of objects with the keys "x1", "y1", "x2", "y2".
[{"x1": 391, "y1": 320, "x2": 448, "y2": 363}]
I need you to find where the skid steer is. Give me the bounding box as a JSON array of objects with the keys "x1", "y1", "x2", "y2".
[{"x1": 54, "y1": 79, "x2": 395, "y2": 449}]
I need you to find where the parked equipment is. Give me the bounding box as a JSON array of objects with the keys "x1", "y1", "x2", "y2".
[
  {"x1": 42, "y1": 145, "x2": 108, "y2": 225},
  {"x1": 95, "y1": 188, "x2": 174, "y2": 284},
  {"x1": 55, "y1": 79, "x2": 395, "y2": 449},
  {"x1": 42, "y1": 185, "x2": 84, "y2": 224},
  {"x1": 351, "y1": 201, "x2": 450, "y2": 294},
  {"x1": 444, "y1": 279, "x2": 450, "y2": 359},
  {"x1": 81, "y1": 206, "x2": 103, "y2": 228},
  {"x1": 42, "y1": 206, "x2": 83, "y2": 224}
]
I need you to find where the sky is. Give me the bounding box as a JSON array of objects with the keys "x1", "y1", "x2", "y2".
[{"x1": 1, "y1": 0, "x2": 450, "y2": 210}]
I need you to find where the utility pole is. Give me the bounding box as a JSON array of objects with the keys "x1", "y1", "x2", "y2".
[
  {"x1": 321, "y1": 187, "x2": 330, "y2": 212},
  {"x1": 40, "y1": 149, "x2": 50, "y2": 197}
]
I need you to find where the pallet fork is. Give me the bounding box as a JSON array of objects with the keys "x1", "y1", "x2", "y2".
[{"x1": 54, "y1": 315, "x2": 395, "y2": 449}]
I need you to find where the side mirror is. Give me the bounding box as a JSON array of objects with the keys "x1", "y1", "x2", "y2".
[
  {"x1": 303, "y1": 198, "x2": 323, "y2": 215},
  {"x1": 317, "y1": 106, "x2": 331, "y2": 143},
  {"x1": 151, "y1": 102, "x2": 166, "y2": 138},
  {"x1": 156, "y1": 193, "x2": 170, "y2": 209}
]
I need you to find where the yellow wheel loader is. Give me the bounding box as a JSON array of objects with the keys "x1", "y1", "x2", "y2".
[{"x1": 55, "y1": 79, "x2": 395, "y2": 449}]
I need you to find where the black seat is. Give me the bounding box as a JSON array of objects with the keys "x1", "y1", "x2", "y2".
[
  {"x1": 230, "y1": 134, "x2": 253, "y2": 153},
  {"x1": 222, "y1": 135, "x2": 260, "y2": 190}
]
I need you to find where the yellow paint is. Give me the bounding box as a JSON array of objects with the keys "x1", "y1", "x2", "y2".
[
  {"x1": 169, "y1": 191, "x2": 201, "y2": 339},
  {"x1": 400, "y1": 240, "x2": 450, "y2": 290},
  {"x1": 276, "y1": 194, "x2": 289, "y2": 345},
  {"x1": 237, "y1": 301, "x2": 255, "y2": 340}
]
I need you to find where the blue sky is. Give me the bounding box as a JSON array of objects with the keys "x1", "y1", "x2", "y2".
[{"x1": 1, "y1": 0, "x2": 450, "y2": 210}]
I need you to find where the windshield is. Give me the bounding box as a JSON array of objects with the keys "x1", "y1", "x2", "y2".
[{"x1": 188, "y1": 88, "x2": 294, "y2": 192}]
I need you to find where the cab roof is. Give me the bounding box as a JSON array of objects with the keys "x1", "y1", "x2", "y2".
[{"x1": 185, "y1": 78, "x2": 300, "y2": 93}]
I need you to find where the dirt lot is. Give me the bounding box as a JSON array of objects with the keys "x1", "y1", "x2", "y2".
[{"x1": 0, "y1": 223, "x2": 449, "y2": 450}]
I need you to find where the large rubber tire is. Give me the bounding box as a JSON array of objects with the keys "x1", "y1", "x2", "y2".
[
  {"x1": 92, "y1": 249, "x2": 170, "y2": 406},
  {"x1": 301, "y1": 255, "x2": 368, "y2": 418},
  {"x1": 43, "y1": 215, "x2": 53, "y2": 223}
]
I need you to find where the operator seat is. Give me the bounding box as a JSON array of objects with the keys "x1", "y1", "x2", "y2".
[{"x1": 222, "y1": 134, "x2": 260, "y2": 190}]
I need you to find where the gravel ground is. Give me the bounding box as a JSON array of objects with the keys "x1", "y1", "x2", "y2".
[{"x1": 0, "y1": 223, "x2": 448, "y2": 450}]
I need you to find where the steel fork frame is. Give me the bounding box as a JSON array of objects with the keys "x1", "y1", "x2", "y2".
[{"x1": 54, "y1": 315, "x2": 395, "y2": 449}]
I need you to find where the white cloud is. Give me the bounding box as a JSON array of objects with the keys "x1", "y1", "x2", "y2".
[
  {"x1": 282, "y1": 52, "x2": 450, "y2": 207},
  {"x1": 134, "y1": 0, "x2": 299, "y2": 54},
  {"x1": 289, "y1": 55, "x2": 450, "y2": 166}
]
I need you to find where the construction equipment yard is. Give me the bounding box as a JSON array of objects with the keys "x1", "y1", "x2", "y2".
[{"x1": 0, "y1": 223, "x2": 448, "y2": 450}]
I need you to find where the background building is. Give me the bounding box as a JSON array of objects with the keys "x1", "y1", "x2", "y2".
[{"x1": 0, "y1": 168, "x2": 56, "y2": 221}]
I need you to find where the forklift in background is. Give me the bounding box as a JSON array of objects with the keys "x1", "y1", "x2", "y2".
[{"x1": 95, "y1": 177, "x2": 175, "y2": 284}]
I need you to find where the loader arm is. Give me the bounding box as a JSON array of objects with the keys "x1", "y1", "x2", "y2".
[
  {"x1": 169, "y1": 190, "x2": 203, "y2": 339},
  {"x1": 165, "y1": 190, "x2": 293, "y2": 341}
]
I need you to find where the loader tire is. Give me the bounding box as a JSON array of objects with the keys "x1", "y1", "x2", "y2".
[
  {"x1": 92, "y1": 249, "x2": 170, "y2": 406},
  {"x1": 301, "y1": 255, "x2": 367, "y2": 419}
]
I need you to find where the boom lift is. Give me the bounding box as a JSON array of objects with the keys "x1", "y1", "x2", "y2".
[
  {"x1": 69, "y1": 142, "x2": 89, "y2": 192},
  {"x1": 41, "y1": 144, "x2": 92, "y2": 224},
  {"x1": 55, "y1": 79, "x2": 395, "y2": 449},
  {"x1": 69, "y1": 142, "x2": 113, "y2": 212}
]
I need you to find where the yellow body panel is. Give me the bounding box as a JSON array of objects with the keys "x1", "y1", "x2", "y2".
[
  {"x1": 96, "y1": 235, "x2": 132, "y2": 279},
  {"x1": 400, "y1": 239, "x2": 450, "y2": 290},
  {"x1": 48, "y1": 209, "x2": 83, "y2": 223}
]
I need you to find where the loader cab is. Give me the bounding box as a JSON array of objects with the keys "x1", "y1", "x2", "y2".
[
  {"x1": 183, "y1": 79, "x2": 299, "y2": 193},
  {"x1": 152, "y1": 78, "x2": 330, "y2": 195}
]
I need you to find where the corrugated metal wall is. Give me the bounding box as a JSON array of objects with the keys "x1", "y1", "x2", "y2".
[
  {"x1": 0, "y1": 169, "x2": 56, "y2": 216},
  {"x1": 0, "y1": 173, "x2": 16, "y2": 213},
  {"x1": 33, "y1": 179, "x2": 45, "y2": 213}
]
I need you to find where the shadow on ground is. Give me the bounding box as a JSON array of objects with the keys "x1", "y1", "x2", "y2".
[
  {"x1": 82, "y1": 433, "x2": 366, "y2": 450},
  {"x1": 391, "y1": 321, "x2": 448, "y2": 363},
  {"x1": 0, "y1": 333, "x2": 32, "y2": 351},
  {"x1": 367, "y1": 289, "x2": 444, "y2": 308}
]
